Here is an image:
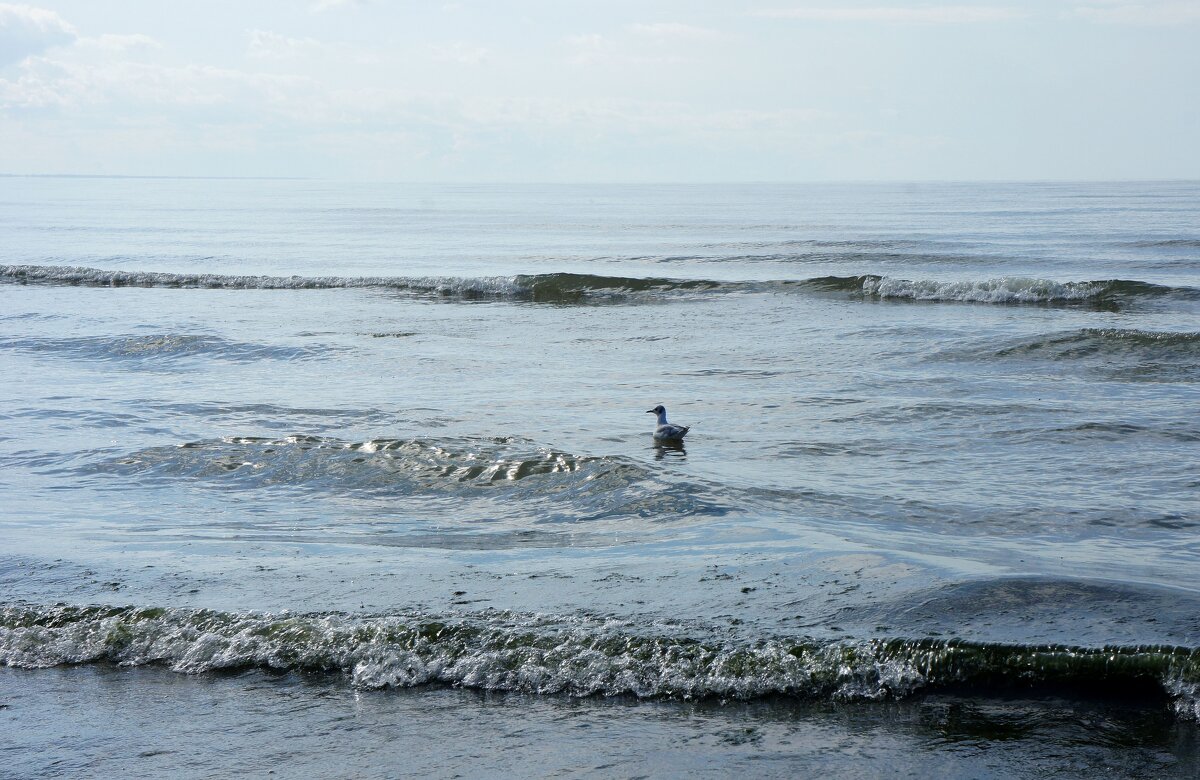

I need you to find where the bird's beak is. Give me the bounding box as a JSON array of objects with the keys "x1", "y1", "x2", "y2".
[{"x1": 645, "y1": 409, "x2": 655, "y2": 414}]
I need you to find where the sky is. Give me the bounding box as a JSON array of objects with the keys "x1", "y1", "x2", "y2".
[{"x1": 0, "y1": 1, "x2": 1197, "y2": 181}]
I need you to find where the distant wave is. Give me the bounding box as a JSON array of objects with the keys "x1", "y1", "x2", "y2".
[
  {"x1": 859, "y1": 276, "x2": 1198, "y2": 306},
  {"x1": 1, "y1": 603, "x2": 1196, "y2": 717},
  {"x1": 938, "y1": 328, "x2": 1200, "y2": 381},
  {"x1": 992, "y1": 328, "x2": 1200, "y2": 357},
  {"x1": 1122, "y1": 238, "x2": 1200, "y2": 249},
  {"x1": 0, "y1": 264, "x2": 723, "y2": 303},
  {"x1": 4, "y1": 265, "x2": 1197, "y2": 308},
  {"x1": 0, "y1": 333, "x2": 333, "y2": 365}
]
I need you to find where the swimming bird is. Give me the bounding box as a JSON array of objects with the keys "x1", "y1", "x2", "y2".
[{"x1": 646, "y1": 405, "x2": 690, "y2": 441}]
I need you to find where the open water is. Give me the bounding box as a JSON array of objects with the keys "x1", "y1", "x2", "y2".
[{"x1": 1, "y1": 178, "x2": 1199, "y2": 778}]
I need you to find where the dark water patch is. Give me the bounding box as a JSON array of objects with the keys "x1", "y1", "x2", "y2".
[
  {"x1": 936, "y1": 324, "x2": 1200, "y2": 379},
  {"x1": 827, "y1": 401, "x2": 1049, "y2": 426},
  {"x1": 1121, "y1": 238, "x2": 1200, "y2": 249},
  {"x1": 942, "y1": 328, "x2": 1200, "y2": 382},
  {"x1": 775, "y1": 439, "x2": 896, "y2": 459},
  {"x1": 3, "y1": 667, "x2": 1194, "y2": 780},
  {"x1": 82, "y1": 435, "x2": 731, "y2": 523},
  {"x1": 139, "y1": 401, "x2": 405, "y2": 429},
  {"x1": 998, "y1": 420, "x2": 1200, "y2": 445},
  {"x1": 993, "y1": 328, "x2": 1200, "y2": 358},
  {"x1": 674, "y1": 367, "x2": 788, "y2": 379},
  {"x1": 0, "y1": 333, "x2": 335, "y2": 366},
  {"x1": 1, "y1": 603, "x2": 1197, "y2": 718},
  {"x1": 857, "y1": 578, "x2": 1200, "y2": 649},
  {"x1": 4, "y1": 405, "x2": 146, "y2": 429},
  {"x1": 511, "y1": 272, "x2": 724, "y2": 303}
]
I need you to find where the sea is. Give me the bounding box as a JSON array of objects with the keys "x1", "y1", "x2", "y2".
[{"x1": 1, "y1": 178, "x2": 1198, "y2": 778}]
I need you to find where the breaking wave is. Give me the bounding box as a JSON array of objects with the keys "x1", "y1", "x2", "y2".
[
  {"x1": 0, "y1": 265, "x2": 726, "y2": 304},
  {"x1": 3, "y1": 265, "x2": 1197, "y2": 309},
  {"x1": 82, "y1": 435, "x2": 732, "y2": 523},
  {"x1": 859, "y1": 276, "x2": 1198, "y2": 307},
  {"x1": 1, "y1": 603, "x2": 1196, "y2": 717}
]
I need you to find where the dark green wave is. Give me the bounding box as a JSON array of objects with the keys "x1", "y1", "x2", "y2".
[{"x1": 2, "y1": 603, "x2": 1196, "y2": 716}]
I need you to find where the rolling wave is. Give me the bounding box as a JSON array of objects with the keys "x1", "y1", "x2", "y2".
[
  {"x1": 1, "y1": 603, "x2": 1196, "y2": 717},
  {"x1": 0, "y1": 333, "x2": 333, "y2": 365},
  {"x1": 83, "y1": 435, "x2": 732, "y2": 522},
  {"x1": 991, "y1": 328, "x2": 1200, "y2": 357},
  {"x1": 0, "y1": 264, "x2": 723, "y2": 304},
  {"x1": 860, "y1": 276, "x2": 1197, "y2": 307},
  {"x1": 942, "y1": 328, "x2": 1200, "y2": 382},
  {"x1": 4, "y1": 262, "x2": 1195, "y2": 307},
  {"x1": 4, "y1": 264, "x2": 1196, "y2": 308}
]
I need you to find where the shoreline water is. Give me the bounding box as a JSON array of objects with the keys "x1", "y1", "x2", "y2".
[{"x1": 2, "y1": 179, "x2": 1198, "y2": 776}]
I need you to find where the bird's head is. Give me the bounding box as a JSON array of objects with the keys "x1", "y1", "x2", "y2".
[{"x1": 646, "y1": 405, "x2": 666, "y2": 415}]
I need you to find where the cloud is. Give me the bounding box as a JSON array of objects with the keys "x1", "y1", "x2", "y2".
[
  {"x1": 1068, "y1": 2, "x2": 1200, "y2": 25},
  {"x1": 0, "y1": 3, "x2": 76, "y2": 65},
  {"x1": 565, "y1": 33, "x2": 614, "y2": 66},
  {"x1": 0, "y1": 44, "x2": 314, "y2": 114},
  {"x1": 310, "y1": 0, "x2": 369, "y2": 12},
  {"x1": 627, "y1": 22, "x2": 724, "y2": 40},
  {"x1": 247, "y1": 29, "x2": 326, "y2": 60},
  {"x1": 756, "y1": 5, "x2": 1025, "y2": 23},
  {"x1": 428, "y1": 41, "x2": 489, "y2": 65},
  {"x1": 78, "y1": 33, "x2": 162, "y2": 54}
]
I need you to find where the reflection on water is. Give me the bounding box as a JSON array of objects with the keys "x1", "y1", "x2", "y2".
[
  {"x1": 653, "y1": 440, "x2": 687, "y2": 461},
  {"x1": 5, "y1": 666, "x2": 1196, "y2": 780}
]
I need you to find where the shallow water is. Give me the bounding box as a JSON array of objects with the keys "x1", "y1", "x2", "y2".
[{"x1": 1, "y1": 179, "x2": 1198, "y2": 776}]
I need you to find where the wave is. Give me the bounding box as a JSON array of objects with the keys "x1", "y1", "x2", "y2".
[
  {"x1": 0, "y1": 265, "x2": 725, "y2": 304},
  {"x1": 5, "y1": 264, "x2": 1197, "y2": 308},
  {"x1": 0, "y1": 333, "x2": 333, "y2": 365},
  {"x1": 948, "y1": 329, "x2": 1200, "y2": 382},
  {"x1": 1, "y1": 603, "x2": 1196, "y2": 716},
  {"x1": 81, "y1": 435, "x2": 731, "y2": 523},
  {"x1": 1122, "y1": 238, "x2": 1200, "y2": 249},
  {"x1": 859, "y1": 276, "x2": 1198, "y2": 307},
  {"x1": 989, "y1": 328, "x2": 1200, "y2": 358}
]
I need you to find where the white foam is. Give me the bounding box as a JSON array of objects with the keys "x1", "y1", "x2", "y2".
[{"x1": 862, "y1": 276, "x2": 1106, "y2": 304}]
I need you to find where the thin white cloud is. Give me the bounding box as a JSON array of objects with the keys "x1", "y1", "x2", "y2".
[
  {"x1": 1069, "y1": 2, "x2": 1200, "y2": 25},
  {"x1": 0, "y1": 3, "x2": 77, "y2": 65},
  {"x1": 565, "y1": 33, "x2": 614, "y2": 66},
  {"x1": 80, "y1": 33, "x2": 162, "y2": 54},
  {"x1": 628, "y1": 22, "x2": 724, "y2": 40},
  {"x1": 247, "y1": 30, "x2": 326, "y2": 60},
  {"x1": 756, "y1": 6, "x2": 1025, "y2": 23},
  {"x1": 310, "y1": 0, "x2": 369, "y2": 13},
  {"x1": 428, "y1": 41, "x2": 489, "y2": 65}
]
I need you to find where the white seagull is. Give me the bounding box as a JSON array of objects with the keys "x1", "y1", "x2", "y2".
[{"x1": 646, "y1": 404, "x2": 690, "y2": 442}]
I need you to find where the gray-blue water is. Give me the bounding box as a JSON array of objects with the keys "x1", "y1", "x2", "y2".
[{"x1": 2, "y1": 178, "x2": 1199, "y2": 777}]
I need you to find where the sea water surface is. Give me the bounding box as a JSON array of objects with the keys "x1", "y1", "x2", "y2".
[{"x1": 1, "y1": 178, "x2": 1199, "y2": 778}]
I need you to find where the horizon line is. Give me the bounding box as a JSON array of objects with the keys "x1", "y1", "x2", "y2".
[{"x1": 3, "y1": 173, "x2": 1199, "y2": 186}]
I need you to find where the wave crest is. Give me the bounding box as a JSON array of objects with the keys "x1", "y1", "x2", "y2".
[
  {"x1": 2, "y1": 604, "x2": 1196, "y2": 713},
  {"x1": 5, "y1": 265, "x2": 1196, "y2": 309},
  {"x1": 84, "y1": 435, "x2": 730, "y2": 523}
]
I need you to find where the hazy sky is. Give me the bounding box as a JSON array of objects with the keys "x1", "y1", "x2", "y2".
[{"x1": 1, "y1": 1, "x2": 1197, "y2": 181}]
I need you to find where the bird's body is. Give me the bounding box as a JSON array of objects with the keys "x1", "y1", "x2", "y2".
[{"x1": 646, "y1": 405, "x2": 690, "y2": 441}]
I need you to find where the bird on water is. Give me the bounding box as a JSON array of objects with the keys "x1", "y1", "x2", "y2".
[{"x1": 646, "y1": 405, "x2": 690, "y2": 442}]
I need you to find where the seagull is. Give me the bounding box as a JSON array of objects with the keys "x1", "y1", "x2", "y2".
[{"x1": 646, "y1": 404, "x2": 690, "y2": 442}]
